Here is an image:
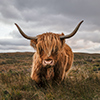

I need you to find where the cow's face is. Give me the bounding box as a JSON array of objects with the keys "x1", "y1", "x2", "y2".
[{"x1": 31, "y1": 33, "x2": 65, "y2": 67}]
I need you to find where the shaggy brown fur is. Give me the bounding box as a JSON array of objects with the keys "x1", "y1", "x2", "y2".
[
  {"x1": 30, "y1": 32, "x2": 73, "y2": 84},
  {"x1": 15, "y1": 20, "x2": 83, "y2": 85}
]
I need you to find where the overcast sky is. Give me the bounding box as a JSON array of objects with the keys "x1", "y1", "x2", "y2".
[{"x1": 0, "y1": 0, "x2": 100, "y2": 53}]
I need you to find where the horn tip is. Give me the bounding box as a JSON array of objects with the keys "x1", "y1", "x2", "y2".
[
  {"x1": 14, "y1": 23, "x2": 18, "y2": 26},
  {"x1": 81, "y1": 20, "x2": 84, "y2": 23}
]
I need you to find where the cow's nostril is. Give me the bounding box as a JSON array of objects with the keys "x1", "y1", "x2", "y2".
[{"x1": 50, "y1": 60, "x2": 53, "y2": 64}]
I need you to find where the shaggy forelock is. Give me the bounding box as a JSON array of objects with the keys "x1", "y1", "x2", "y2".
[{"x1": 37, "y1": 32, "x2": 63, "y2": 56}]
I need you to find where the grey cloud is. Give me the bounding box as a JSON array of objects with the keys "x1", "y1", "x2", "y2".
[
  {"x1": 71, "y1": 32, "x2": 100, "y2": 43},
  {"x1": 1, "y1": 0, "x2": 100, "y2": 31},
  {"x1": 0, "y1": 38, "x2": 29, "y2": 46},
  {"x1": 0, "y1": 0, "x2": 100, "y2": 53},
  {"x1": 0, "y1": 0, "x2": 22, "y2": 20},
  {"x1": 0, "y1": 45, "x2": 33, "y2": 53},
  {"x1": 1, "y1": 6, "x2": 21, "y2": 19},
  {"x1": 9, "y1": 30, "x2": 23, "y2": 38},
  {"x1": 67, "y1": 39, "x2": 100, "y2": 53},
  {"x1": 0, "y1": 38, "x2": 33, "y2": 52},
  {"x1": 1, "y1": 0, "x2": 100, "y2": 22}
]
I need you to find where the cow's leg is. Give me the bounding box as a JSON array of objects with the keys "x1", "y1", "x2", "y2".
[
  {"x1": 54, "y1": 55, "x2": 68, "y2": 83},
  {"x1": 31, "y1": 53, "x2": 41, "y2": 83},
  {"x1": 31, "y1": 65, "x2": 41, "y2": 83}
]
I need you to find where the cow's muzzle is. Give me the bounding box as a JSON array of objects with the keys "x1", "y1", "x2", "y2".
[{"x1": 43, "y1": 59, "x2": 54, "y2": 66}]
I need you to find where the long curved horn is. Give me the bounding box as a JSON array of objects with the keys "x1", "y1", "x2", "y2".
[
  {"x1": 15, "y1": 23, "x2": 37, "y2": 40},
  {"x1": 60, "y1": 20, "x2": 84, "y2": 39}
]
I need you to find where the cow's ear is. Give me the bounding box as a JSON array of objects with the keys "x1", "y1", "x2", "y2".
[
  {"x1": 61, "y1": 33, "x2": 64, "y2": 35},
  {"x1": 30, "y1": 40, "x2": 37, "y2": 49},
  {"x1": 60, "y1": 33, "x2": 65, "y2": 47}
]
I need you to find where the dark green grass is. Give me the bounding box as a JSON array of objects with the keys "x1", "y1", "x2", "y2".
[{"x1": 0, "y1": 52, "x2": 100, "y2": 100}]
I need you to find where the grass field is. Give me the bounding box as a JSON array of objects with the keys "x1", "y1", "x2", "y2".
[{"x1": 0, "y1": 52, "x2": 100, "y2": 100}]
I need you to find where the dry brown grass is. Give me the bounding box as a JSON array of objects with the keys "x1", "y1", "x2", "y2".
[{"x1": 0, "y1": 52, "x2": 100, "y2": 100}]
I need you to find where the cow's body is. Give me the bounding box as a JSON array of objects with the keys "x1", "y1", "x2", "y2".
[
  {"x1": 30, "y1": 33, "x2": 73, "y2": 84},
  {"x1": 15, "y1": 20, "x2": 83, "y2": 85}
]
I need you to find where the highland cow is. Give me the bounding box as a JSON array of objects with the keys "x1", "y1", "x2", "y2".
[{"x1": 15, "y1": 20, "x2": 83, "y2": 85}]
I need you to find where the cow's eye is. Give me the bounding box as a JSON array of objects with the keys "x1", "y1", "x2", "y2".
[
  {"x1": 54, "y1": 46, "x2": 58, "y2": 54},
  {"x1": 39, "y1": 47, "x2": 44, "y2": 56},
  {"x1": 52, "y1": 47, "x2": 58, "y2": 55}
]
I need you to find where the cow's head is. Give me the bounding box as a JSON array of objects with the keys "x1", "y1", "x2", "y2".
[{"x1": 15, "y1": 21, "x2": 83, "y2": 68}]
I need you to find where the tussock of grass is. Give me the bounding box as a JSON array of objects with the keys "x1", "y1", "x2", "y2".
[{"x1": 0, "y1": 53, "x2": 100, "y2": 100}]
